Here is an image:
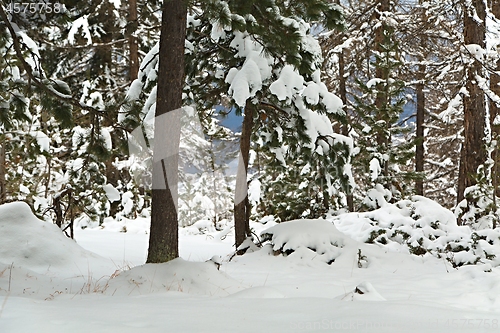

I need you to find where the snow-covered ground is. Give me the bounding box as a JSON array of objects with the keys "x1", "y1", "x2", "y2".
[{"x1": 2, "y1": 201, "x2": 500, "y2": 332}]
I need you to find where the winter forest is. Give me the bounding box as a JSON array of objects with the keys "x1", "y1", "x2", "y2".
[{"x1": 2, "y1": 0, "x2": 500, "y2": 332}]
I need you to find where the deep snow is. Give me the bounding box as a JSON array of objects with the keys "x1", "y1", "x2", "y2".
[{"x1": 1, "y1": 201, "x2": 500, "y2": 332}]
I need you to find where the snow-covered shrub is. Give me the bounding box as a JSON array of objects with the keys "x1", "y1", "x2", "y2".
[
  {"x1": 260, "y1": 219, "x2": 349, "y2": 265},
  {"x1": 455, "y1": 162, "x2": 500, "y2": 230},
  {"x1": 334, "y1": 196, "x2": 500, "y2": 268},
  {"x1": 361, "y1": 184, "x2": 393, "y2": 210}
]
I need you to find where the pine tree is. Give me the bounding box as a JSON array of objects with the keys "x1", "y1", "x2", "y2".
[
  {"x1": 188, "y1": 0, "x2": 345, "y2": 250},
  {"x1": 124, "y1": 0, "x2": 347, "y2": 255},
  {"x1": 455, "y1": 0, "x2": 500, "y2": 228},
  {"x1": 0, "y1": 1, "x2": 155, "y2": 227},
  {"x1": 458, "y1": 0, "x2": 487, "y2": 206},
  {"x1": 405, "y1": 1, "x2": 464, "y2": 209},
  {"x1": 490, "y1": 0, "x2": 500, "y2": 228},
  {"x1": 323, "y1": 0, "x2": 414, "y2": 209},
  {"x1": 146, "y1": 0, "x2": 186, "y2": 263}
]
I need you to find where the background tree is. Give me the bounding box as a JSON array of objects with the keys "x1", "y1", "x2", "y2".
[
  {"x1": 322, "y1": 0, "x2": 415, "y2": 210},
  {"x1": 458, "y1": 0, "x2": 487, "y2": 205}
]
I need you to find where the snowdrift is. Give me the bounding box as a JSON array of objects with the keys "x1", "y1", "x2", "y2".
[
  {"x1": 0, "y1": 202, "x2": 114, "y2": 281},
  {"x1": 105, "y1": 258, "x2": 245, "y2": 296}
]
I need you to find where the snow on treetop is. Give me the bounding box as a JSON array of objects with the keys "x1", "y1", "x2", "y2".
[{"x1": 67, "y1": 15, "x2": 92, "y2": 46}]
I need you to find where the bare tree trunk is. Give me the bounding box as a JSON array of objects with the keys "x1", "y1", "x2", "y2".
[
  {"x1": 338, "y1": 49, "x2": 354, "y2": 211},
  {"x1": 106, "y1": 159, "x2": 121, "y2": 217},
  {"x1": 210, "y1": 139, "x2": 219, "y2": 228},
  {"x1": 415, "y1": 1, "x2": 428, "y2": 196},
  {"x1": 415, "y1": 64, "x2": 426, "y2": 195},
  {"x1": 490, "y1": 0, "x2": 500, "y2": 227},
  {"x1": 374, "y1": 0, "x2": 390, "y2": 181},
  {"x1": 457, "y1": 0, "x2": 487, "y2": 216},
  {"x1": 0, "y1": 141, "x2": 6, "y2": 204},
  {"x1": 234, "y1": 101, "x2": 254, "y2": 253},
  {"x1": 147, "y1": 0, "x2": 186, "y2": 263},
  {"x1": 128, "y1": 0, "x2": 139, "y2": 81}
]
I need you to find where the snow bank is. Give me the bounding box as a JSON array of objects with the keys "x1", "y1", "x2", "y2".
[
  {"x1": 105, "y1": 258, "x2": 245, "y2": 296},
  {"x1": 336, "y1": 282, "x2": 386, "y2": 301},
  {"x1": 0, "y1": 202, "x2": 112, "y2": 276},
  {"x1": 228, "y1": 286, "x2": 285, "y2": 299}
]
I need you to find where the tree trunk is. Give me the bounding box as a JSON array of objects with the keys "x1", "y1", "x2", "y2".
[
  {"x1": 147, "y1": 0, "x2": 186, "y2": 263},
  {"x1": 210, "y1": 139, "x2": 219, "y2": 228},
  {"x1": 128, "y1": 0, "x2": 139, "y2": 81},
  {"x1": 105, "y1": 159, "x2": 121, "y2": 218},
  {"x1": 491, "y1": 0, "x2": 500, "y2": 200},
  {"x1": 457, "y1": 0, "x2": 487, "y2": 212},
  {"x1": 415, "y1": 2, "x2": 428, "y2": 196},
  {"x1": 415, "y1": 64, "x2": 426, "y2": 195},
  {"x1": 234, "y1": 101, "x2": 254, "y2": 253},
  {"x1": 374, "y1": 0, "x2": 390, "y2": 181},
  {"x1": 338, "y1": 49, "x2": 354, "y2": 211},
  {"x1": 93, "y1": 1, "x2": 114, "y2": 81},
  {"x1": 490, "y1": 0, "x2": 500, "y2": 228},
  {"x1": 374, "y1": 0, "x2": 390, "y2": 112},
  {"x1": 0, "y1": 141, "x2": 6, "y2": 204}
]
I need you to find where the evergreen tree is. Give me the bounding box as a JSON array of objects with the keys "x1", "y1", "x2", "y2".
[
  {"x1": 187, "y1": 0, "x2": 347, "y2": 250},
  {"x1": 322, "y1": 0, "x2": 414, "y2": 209},
  {"x1": 146, "y1": 0, "x2": 186, "y2": 263},
  {"x1": 404, "y1": 1, "x2": 464, "y2": 209},
  {"x1": 0, "y1": 0, "x2": 163, "y2": 225},
  {"x1": 124, "y1": 0, "x2": 347, "y2": 256},
  {"x1": 456, "y1": 0, "x2": 500, "y2": 228}
]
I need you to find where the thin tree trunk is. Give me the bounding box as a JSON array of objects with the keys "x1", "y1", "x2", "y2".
[
  {"x1": 128, "y1": 0, "x2": 139, "y2": 81},
  {"x1": 44, "y1": 156, "x2": 51, "y2": 198},
  {"x1": 93, "y1": 2, "x2": 114, "y2": 81},
  {"x1": 415, "y1": 1, "x2": 428, "y2": 196},
  {"x1": 106, "y1": 159, "x2": 121, "y2": 218},
  {"x1": 374, "y1": 0, "x2": 390, "y2": 181},
  {"x1": 457, "y1": 0, "x2": 487, "y2": 216},
  {"x1": 234, "y1": 101, "x2": 254, "y2": 253},
  {"x1": 490, "y1": 0, "x2": 500, "y2": 227},
  {"x1": 338, "y1": 49, "x2": 354, "y2": 211},
  {"x1": 147, "y1": 0, "x2": 186, "y2": 263},
  {"x1": 457, "y1": 148, "x2": 466, "y2": 205},
  {"x1": 210, "y1": 139, "x2": 219, "y2": 228},
  {"x1": 415, "y1": 64, "x2": 426, "y2": 195},
  {"x1": 0, "y1": 141, "x2": 6, "y2": 204}
]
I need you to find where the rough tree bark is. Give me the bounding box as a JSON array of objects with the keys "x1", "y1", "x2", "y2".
[
  {"x1": 146, "y1": 0, "x2": 186, "y2": 263},
  {"x1": 457, "y1": 0, "x2": 487, "y2": 213},
  {"x1": 415, "y1": 64, "x2": 426, "y2": 196},
  {"x1": 234, "y1": 101, "x2": 255, "y2": 253},
  {"x1": 491, "y1": 0, "x2": 500, "y2": 132},
  {"x1": 490, "y1": 0, "x2": 500, "y2": 227},
  {"x1": 415, "y1": 0, "x2": 428, "y2": 196},
  {"x1": 128, "y1": 0, "x2": 139, "y2": 81}
]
